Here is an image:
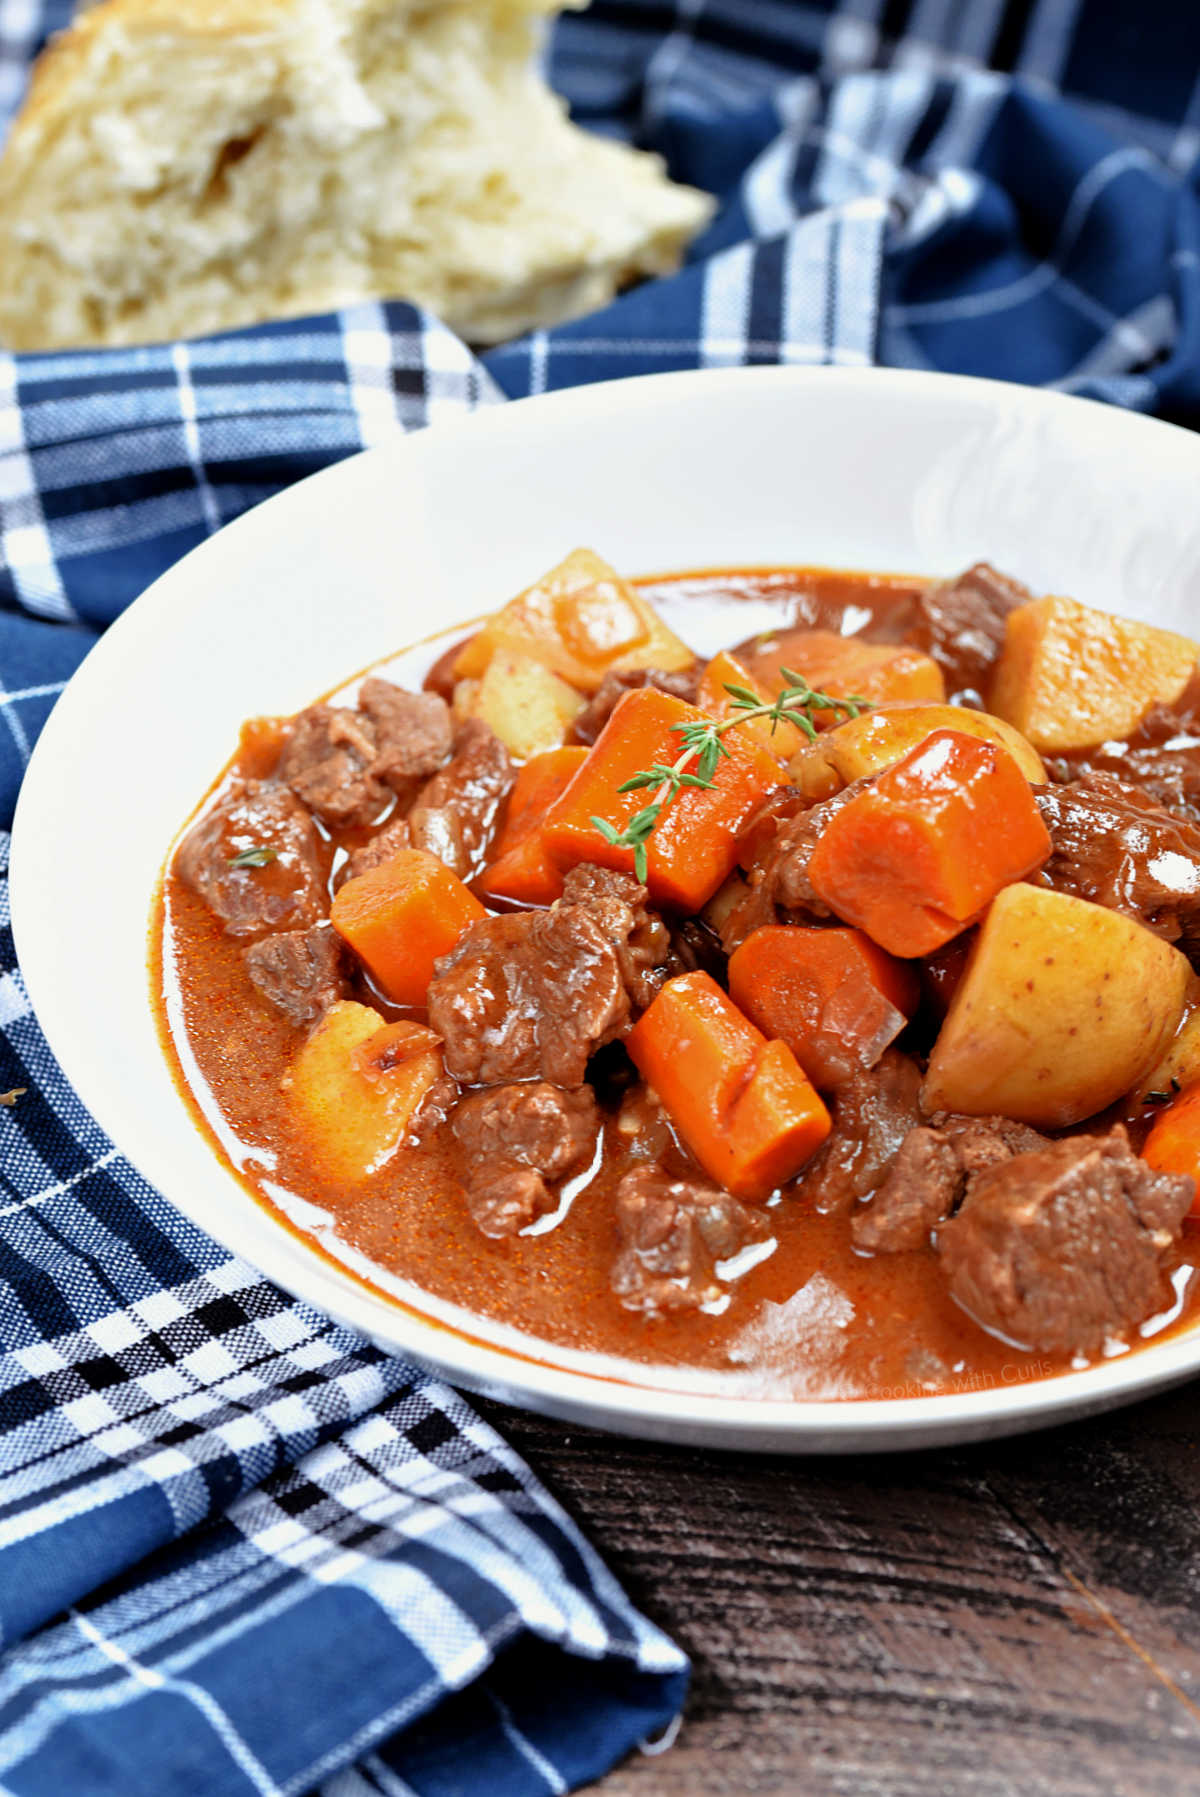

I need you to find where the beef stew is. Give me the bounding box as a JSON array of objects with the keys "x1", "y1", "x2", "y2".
[{"x1": 154, "y1": 555, "x2": 1200, "y2": 1400}]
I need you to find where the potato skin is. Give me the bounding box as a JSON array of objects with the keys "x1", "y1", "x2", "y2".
[
  {"x1": 922, "y1": 884, "x2": 1190, "y2": 1127},
  {"x1": 1138, "y1": 979, "x2": 1200, "y2": 1100},
  {"x1": 807, "y1": 702, "x2": 1045, "y2": 788}
]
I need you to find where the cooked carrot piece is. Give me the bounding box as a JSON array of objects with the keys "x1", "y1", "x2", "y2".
[
  {"x1": 476, "y1": 745, "x2": 586, "y2": 907},
  {"x1": 727, "y1": 925, "x2": 919, "y2": 1090},
  {"x1": 626, "y1": 971, "x2": 830, "y2": 1200},
  {"x1": 696, "y1": 650, "x2": 802, "y2": 762},
  {"x1": 542, "y1": 688, "x2": 781, "y2": 911},
  {"x1": 806, "y1": 729, "x2": 1052, "y2": 957},
  {"x1": 286, "y1": 1002, "x2": 442, "y2": 1184},
  {"x1": 742, "y1": 629, "x2": 945, "y2": 715},
  {"x1": 1142, "y1": 1084, "x2": 1200, "y2": 1216},
  {"x1": 236, "y1": 715, "x2": 290, "y2": 778},
  {"x1": 725, "y1": 1041, "x2": 833, "y2": 1198},
  {"x1": 331, "y1": 848, "x2": 485, "y2": 1006}
]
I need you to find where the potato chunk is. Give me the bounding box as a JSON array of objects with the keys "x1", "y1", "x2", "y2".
[
  {"x1": 799, "y1": 702, "x2": 1045, "y2": 789},
  {"x1": 454, "y1": 549, "x2": 693, "y2": 694},
  {"x1": 454, "y1": 651, "x2": 584, "y2": 759},
  {"x1": 1137, "y1": 979, "x2": 1200, "y2": 1100},
  {"x1": 285, "y1": 1000, "x2": 442, "y2": 1183},
  {"x1": 923, "y1": 885, "x2": 1190, "y2": 1127},
  {"x1": 991, "y1": 595, "x2": 1198, "y2": 752}
]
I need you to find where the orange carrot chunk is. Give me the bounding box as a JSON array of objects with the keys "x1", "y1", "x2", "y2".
[
  {"x1": 626, "y1": 971, "x2": 831, "y2": 1200},
  {"x1": 331, "y1": 848, "x2": 486, "y2": 1006},
  {"x1": 806, "y1": 729, "x2": 1052, "y2": 958},
  {"x1": 728, "y1": 924, "x2": 919, "y2": 1091},
  {"x1": 741, "y1": 629, "x2": 945, "y2": 717},
  {"x1": 542, "y1": 688, "x2": 781, "y2": 911},
  {"x1": 696, "y1": 650, "x2": 803, "y2": 762},
  {"x1": 1143, "y1": 1083, "x2": 1200, "y2": 1216},
  {"x1": 475, "y1": 745, "x2": 587, "y2": 907},
  {"x1": 725, "y1": 1040, "x2": 833, "y2": 1198}
]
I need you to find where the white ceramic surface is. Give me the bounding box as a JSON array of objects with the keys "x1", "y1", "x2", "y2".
[{"x1": 13, "y1": 365, "x2": 1200, "y2": 1453}]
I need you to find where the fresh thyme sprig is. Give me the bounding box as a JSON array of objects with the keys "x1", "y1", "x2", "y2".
[{"x1": 591, "y1": 668, "x2": 869, "y2": 880}]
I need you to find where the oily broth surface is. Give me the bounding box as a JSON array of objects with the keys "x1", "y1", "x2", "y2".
[{"x1": 156, "y1": 569, "x2": 1200, "y2": 1401}]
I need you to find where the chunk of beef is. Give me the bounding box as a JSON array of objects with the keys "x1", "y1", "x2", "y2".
[
  {"x1": 764, "y1": 784, "x2": 866, "y2": 918},
  {"x1": 851, "y1": 1113, "x2": 1051, "y2": 1254},
  {"x1": 850, "y1": 1128, "x2": 961, "y2": 1254},
  {"x1": 905, "y1": 562, "x2": 1032, "y2": 703},
  {"x1": 1036, "y1": 772, "x2": 1200, "y2": 942},
  {"x1": 611, "y1": 1164, "x2": 768, "y2": 1316},
  {"x1": 176, "y1": 781, "x2": 328, "y2": 937},
  {"x1": 409, "y1": 719, "x2": 514, "y2": 879},
  {"x1": 939, "y1": 1113, "x2": 1052, "y2": 1173},
  {"x1": 572, "y1": 666, "x2": 699, "y2": 745},
  {"x1": 718, "y1": 877, "x2": 779, "y2": 955},
  {"x1": 1051, "y1": 747, "x2": 1200, "y2": 828},
  {"x1": 458, "y1": 1168, "x2": 546, "y2": 1239},
  {"x1": 559, "y1": 864, "x2": 670, "y2": 1012},
  {"x1": 277, "y1": 705, "x2": 388, "y2": 828},
  {"x1": 937, "y1": 1126, "x2": 1194, "y2": 1355},
  {"x1": 341, "y1": 811, "x2": 411, "y2": 882},
  {"x1": 453, "y1": 1081, "x2": 598, "y2": 1170},
  {"x1": 242, "y1": 925, "x2": 349, "y2": 1026},
  {"x1": 668, "y1": 916, "x2": 729, "y2": 985},
  {"x1": 613, "y1": 1082, "x2": 678, "y2": 1167},
  {"x1": 357, "y1": 678, "x2": 452, "y2": 786},
  {"x1": 802, "y1": 1050, "x2": 923, "y2": 1212},
  {"x1": 721, "y1": 783, "x2": 869, "y2": 952},
  {"x1": 1046, "y1": 672, "x2": 1200, "y2": 826},
  {"x1": 451, "y1": 1083, "x2": 599, "y2": 1237},
  {"x1": 428, "y1": 906, "x2": 628, "y2": 1087}
]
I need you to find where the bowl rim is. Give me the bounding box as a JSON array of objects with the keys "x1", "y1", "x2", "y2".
[{"x1": 13, "y1": 360, "x2": 1200, "y2": 1452}]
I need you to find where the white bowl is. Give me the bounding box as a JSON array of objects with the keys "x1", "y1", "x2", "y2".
[{"x1": 13, "y1": 365, "x2": 1200, "y2": 1452}]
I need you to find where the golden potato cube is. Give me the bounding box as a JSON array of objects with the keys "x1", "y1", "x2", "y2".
[
  {"x1": 815, "y1": 702, "x2": 1046, "y2": 787},
  {"x1": 454, "y1": 548, "x2": 694, "y2": 693},
  {"x1": 458, "y1": 651, "x2": 585, "y2": 758},
  {"x1": 923, "y1": 885, "x2": 1190, "y2": 1127},
  {"x1": 991, "y1": 595, "x2": 1197, "y2": 752},
  {"x1": 286, "y1": 1001, "x2": 442, "y2": 1184}
]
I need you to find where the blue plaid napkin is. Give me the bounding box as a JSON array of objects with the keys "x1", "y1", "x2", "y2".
[{"x1": 3, "y1": 1, "x2": 1200, "y2": 1791}]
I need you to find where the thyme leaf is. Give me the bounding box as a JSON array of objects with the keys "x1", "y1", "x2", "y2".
[{"x1": 228, "y1": 846, "x2": 277, "y2": 868}]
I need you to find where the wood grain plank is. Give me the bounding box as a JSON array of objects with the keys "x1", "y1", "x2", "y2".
[{"x1": 480, "y1": 1384, "x2": 1200, "y2": 1795}]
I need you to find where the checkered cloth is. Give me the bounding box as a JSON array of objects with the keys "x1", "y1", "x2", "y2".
[{"x1": 2, "y1": 0, "x2": 1200, "y2": 1791}]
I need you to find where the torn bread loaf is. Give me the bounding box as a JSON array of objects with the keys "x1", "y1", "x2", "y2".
[{"x1": 0, "y1": 0, "x2": 713, "y2": 351}]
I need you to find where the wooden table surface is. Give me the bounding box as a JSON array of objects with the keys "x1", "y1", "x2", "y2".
[{"x1": 479, "y1": 1383, "x2": 1200, "y2": 1795}]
